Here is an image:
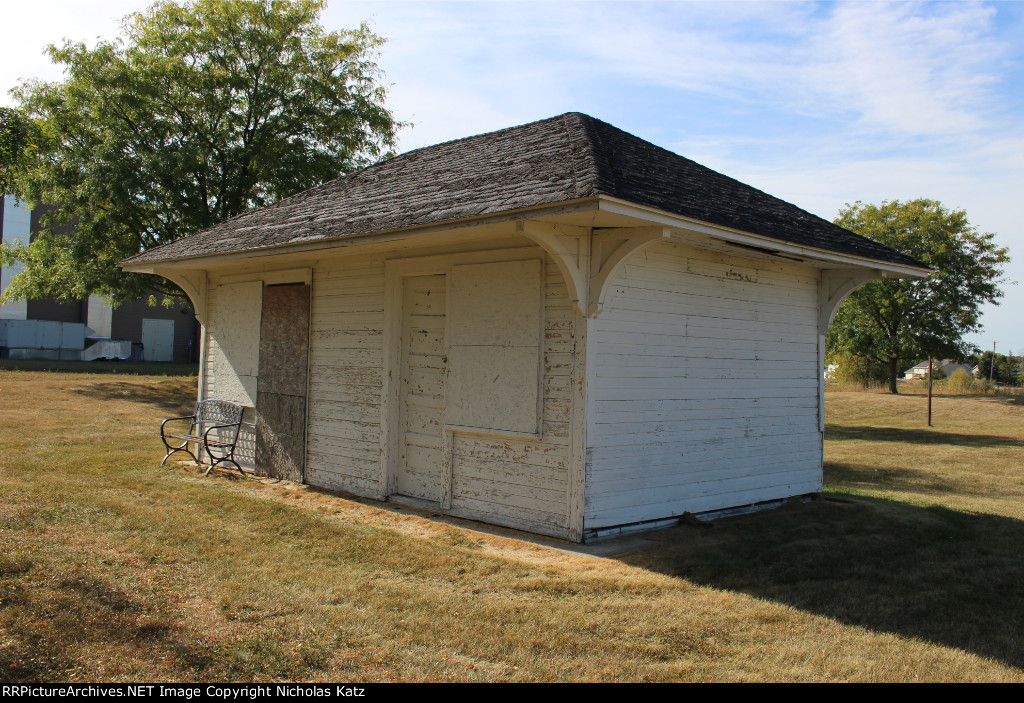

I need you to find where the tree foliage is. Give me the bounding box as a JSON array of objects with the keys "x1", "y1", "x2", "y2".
[
  {"x1": 0, "y1": 107, "x2": 44, "y2": 198},
  {"x1": 1, "y1": 0, "x2": 400, "y2": 304},
  {"x1": 824, "y1": 351, "x2": 890, "y2": 388},
  {"x1": 970, "y1": 350, "x2": 1022, "y2": 386},
  {"x1": 826, "y1": 199, "x2": 1009, "y2": 393}
]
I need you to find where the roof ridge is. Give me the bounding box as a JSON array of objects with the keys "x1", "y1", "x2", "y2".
[
  {"x1": 395, "y1": 112, "x2": 584, "y2": 160},
  {"x1": 574, "y1": 113, "x2": 618, "y2": 196},
  {"x1": 121, "y1": 111, "x2": 925, "y2": 271},
  {"x1": 556, "y1": 113, "x2": 587, "y2": 198},
  {"x1": 124, "y1": 114, "x2": 587, "y2": 263},
  {"x1": 576, "y1": 116, "x2": 894, "y2": 243}
]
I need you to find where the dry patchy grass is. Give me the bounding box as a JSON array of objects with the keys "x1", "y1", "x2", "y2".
[
  {"x1": 825, "y1": 389, "x2": 1024, "y2": 518},
  {"x1": 1, "y1": 371, "x2": 1022, "y2": 682}
]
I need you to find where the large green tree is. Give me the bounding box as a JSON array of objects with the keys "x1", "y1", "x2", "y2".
[
  {"x1": 1, "y1": 0, "x2": 400, "y2": 304},
  {"x1": 0, "y1": 107, "x2": 44, "y2": 198},
  {"x1": 826, "y1": 199, "x2": 1009, "y2": 394}
]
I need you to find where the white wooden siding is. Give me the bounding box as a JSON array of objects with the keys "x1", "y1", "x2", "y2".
[
  {"x1": 585, "y1": 239, "x2": 822, "y2": 529},
  {"x1": 448, "y1": 253, "x2": 572, "y2": 537},
  {"x1": 396, "y1": 274, "x2": 448, "y2": 501},
  {"x1": 302, "y1": 249, "x2": 574, "y2": 539},
  {"x1": 305, "y1": 256, "x2": 388, "y2": 497}
]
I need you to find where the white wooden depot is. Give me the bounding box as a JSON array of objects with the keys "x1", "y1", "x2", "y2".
[{"x1": 130, "y1": 205, "x2": 919, "y2": 542}]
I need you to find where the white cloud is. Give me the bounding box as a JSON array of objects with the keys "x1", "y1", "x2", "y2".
[
  {"x1": 3, "y1": 0, "x2": 1021, "y2": 349},
  {"x1": 809, "y1": 1, "x2": 1003, "y2": 135},
  {"x1": 534, "y1": 1, "x2": 1005, "y2": 137}
]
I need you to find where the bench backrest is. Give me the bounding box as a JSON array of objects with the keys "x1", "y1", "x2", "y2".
[{"x1": 193, "y1": 399, "x2": 244, "y2": 427}]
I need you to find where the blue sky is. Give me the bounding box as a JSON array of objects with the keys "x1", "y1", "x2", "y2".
[{"x1": 3, "y1": 0, "x2": 1022, "y2": 355}]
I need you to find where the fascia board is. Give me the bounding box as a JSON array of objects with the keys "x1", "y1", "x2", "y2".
[{"x1": 597, "y1": 196, "x2": 933, "y2": 278}]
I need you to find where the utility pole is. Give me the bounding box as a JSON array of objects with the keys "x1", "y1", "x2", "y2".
[
  {"x1": 990, "y1": 341, "x2": 997, "y2": 383},
  {"x1": 927, "y1": 355, "x2": 933, "y2": 427}
]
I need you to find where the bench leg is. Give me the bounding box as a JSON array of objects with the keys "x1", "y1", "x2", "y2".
[
  {"x1": 205, "y1": 456, "x2": 244, "y2": 477},
  {"x1": 161, "y1": 443, "x2": 198, "y2": 466},
  {"x1": 203, "y1": 438, "x2": 245, "y2": 478}
]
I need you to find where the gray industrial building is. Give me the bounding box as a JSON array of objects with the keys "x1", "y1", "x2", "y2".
[{"x1": 1, "y1": 195, "x2": 198, "y2": 362}]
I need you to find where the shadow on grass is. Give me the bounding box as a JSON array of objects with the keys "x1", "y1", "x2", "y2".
[
  {"x1": 69, "y1": 380, "x2": 197, "y2": 416},
  {"x1": 827, "y1": 425, "x2": 1024, "y2": 448},
  {"x1": 992, "y1": 393, "x2": 1024, "y2": 407},
  {"x1": 825, "y1": 461, "x2": 963, "y2": 496},
  {"x1": 0, "y1": 565, "x2": 173, "y2": 681},
  {"x1": 622, "y1": 496, "x2": 1024, "y2": 669},
  {"x1": 0, "y1": 559, "x2": 326, "y2": 682}
]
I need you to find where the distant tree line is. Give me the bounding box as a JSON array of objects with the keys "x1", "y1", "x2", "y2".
[{"x1": 968, "y1": 351, "x2": 1022, "y2": 386}]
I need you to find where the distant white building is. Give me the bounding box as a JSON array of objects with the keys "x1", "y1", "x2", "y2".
[
  {"x1": 0, "y1": 195, "x2": 30, "y2": 321},
  {"x1": 903, "y1": 359, "x2": 972, "y2": 379}
]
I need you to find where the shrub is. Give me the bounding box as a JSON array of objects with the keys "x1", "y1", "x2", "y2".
[
  {"x1": 948, "y1": 368, "x2": 974, "y2": 392},
  {"x1": 946, "y1": 368, "x2": 994, "y2": 394}
]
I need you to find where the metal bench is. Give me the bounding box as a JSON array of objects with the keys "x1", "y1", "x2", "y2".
[{"x1": 160, "y1": 399, "x2": 245, "y2": 476}]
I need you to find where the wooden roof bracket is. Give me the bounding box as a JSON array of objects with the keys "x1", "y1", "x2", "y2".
[
  {"x1": 589, "y1": 226, "x2": 670, "y2": 316},
  {"x1": 518, "y1": 221, "x2": 669, "y2": 317},
  {"x1": 517, "y1": 220, "x2": 591, "y2": 316},
  {"x1": 818, "y1": 268, "x2": 885, "y2": 335},
  {"x1": 133, "y1": 267, "x2": 209, "y2": 324}
]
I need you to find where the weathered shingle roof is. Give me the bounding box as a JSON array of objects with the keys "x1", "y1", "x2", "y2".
[{"x1": 121, "y1": 112, "x2": 924, "y2": 269}]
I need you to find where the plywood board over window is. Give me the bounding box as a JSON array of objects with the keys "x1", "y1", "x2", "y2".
[
  {"x1": 206, "y1": 280, "x2": 262, "y2": 406},
  {"x1": 446, "y1": 259, "x2": 543, "y2": 436}
]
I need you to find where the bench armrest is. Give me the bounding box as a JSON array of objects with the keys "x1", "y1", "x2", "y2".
[
  {"x1": 161, "y1": 415, "x2": 197, "y2": 437},
  {"x1": 202, "y1": 422, "x2": 242, "y2": 442}
]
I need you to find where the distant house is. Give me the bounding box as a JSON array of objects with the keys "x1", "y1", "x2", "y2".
[
  {"x1": 1, "y1": 195, "x2": 199, "y2": 362},
  {"x1": 903, "y1": 359, "x2": 972, "y2": 379},
  {"x1": 120, "y1": 112, "x2": 928, "y2": 542}
]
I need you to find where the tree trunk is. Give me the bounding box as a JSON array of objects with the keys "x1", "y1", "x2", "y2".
[{"x1": 888, "y1": 359, "x2": 899, "y2": 394}]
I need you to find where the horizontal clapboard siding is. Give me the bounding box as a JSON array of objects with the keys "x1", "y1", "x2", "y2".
[
  {"x1": 585, "y1": 239, "x2": 822, "y2": 529},
  {"x1": 449, "y1": 254, "x2": 572, "y2": 537},
  {"x1": 201, "y1": 283, "x2": 257, "y2": 468},
  {"x1": 305, "y1": 257, "x2": 387, "y2": 497},
  {"x1": 302, "y1": 248, "x2": 573, "y2": 538}
]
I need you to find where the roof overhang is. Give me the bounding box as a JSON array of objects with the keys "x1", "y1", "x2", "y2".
[
  {"x1": 120, "y1": 197, "x2": 603, "y2": 271},
  {"x1": 120, "y1": 194, "x2": 932, "y2": 279},
  {"x1": 595, "y1": 196, "x2": 931, "y2": 279}
]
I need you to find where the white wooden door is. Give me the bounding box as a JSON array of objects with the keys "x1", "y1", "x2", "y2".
[
  {"x1": 396, "y1": 274, "x2": 447, "y2": 501},
  {"x1": 142, "y1": 318, "x2": 174, "y2": 362}
]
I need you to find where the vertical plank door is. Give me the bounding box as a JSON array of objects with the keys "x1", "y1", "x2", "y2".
[
  {"x1": 255, "y1": 283, "x2": 310, "y2": 482},
  {"x1": 396, "y1": 274, "x2": 447, "y2": 501}
]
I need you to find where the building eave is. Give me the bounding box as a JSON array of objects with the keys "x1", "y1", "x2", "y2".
[
  {"x1": 596, "y1": 196, "x2": 933, "y2": 278},
  {"x1": 122, "y1": 193, "x2": 932, "y2": 279},
  {"x1": 120, "y1": 197, "x2": 603, "y2": 271}
]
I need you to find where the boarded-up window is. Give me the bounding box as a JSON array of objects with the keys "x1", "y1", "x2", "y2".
[
  {"x1": 206, "y1": 280, "x2": 262, "y2": 406},
  {"x1": 446, "y1": 260, "x2": 542, "y2": 434}
]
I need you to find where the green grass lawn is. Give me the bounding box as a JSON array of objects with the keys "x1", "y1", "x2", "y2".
[
  {"x1": 0, "y1": 359, "x2": 198, "y2": 376},
  {"x1": 1, "y1": 372, "x2": 1022, "y2": 682}
]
